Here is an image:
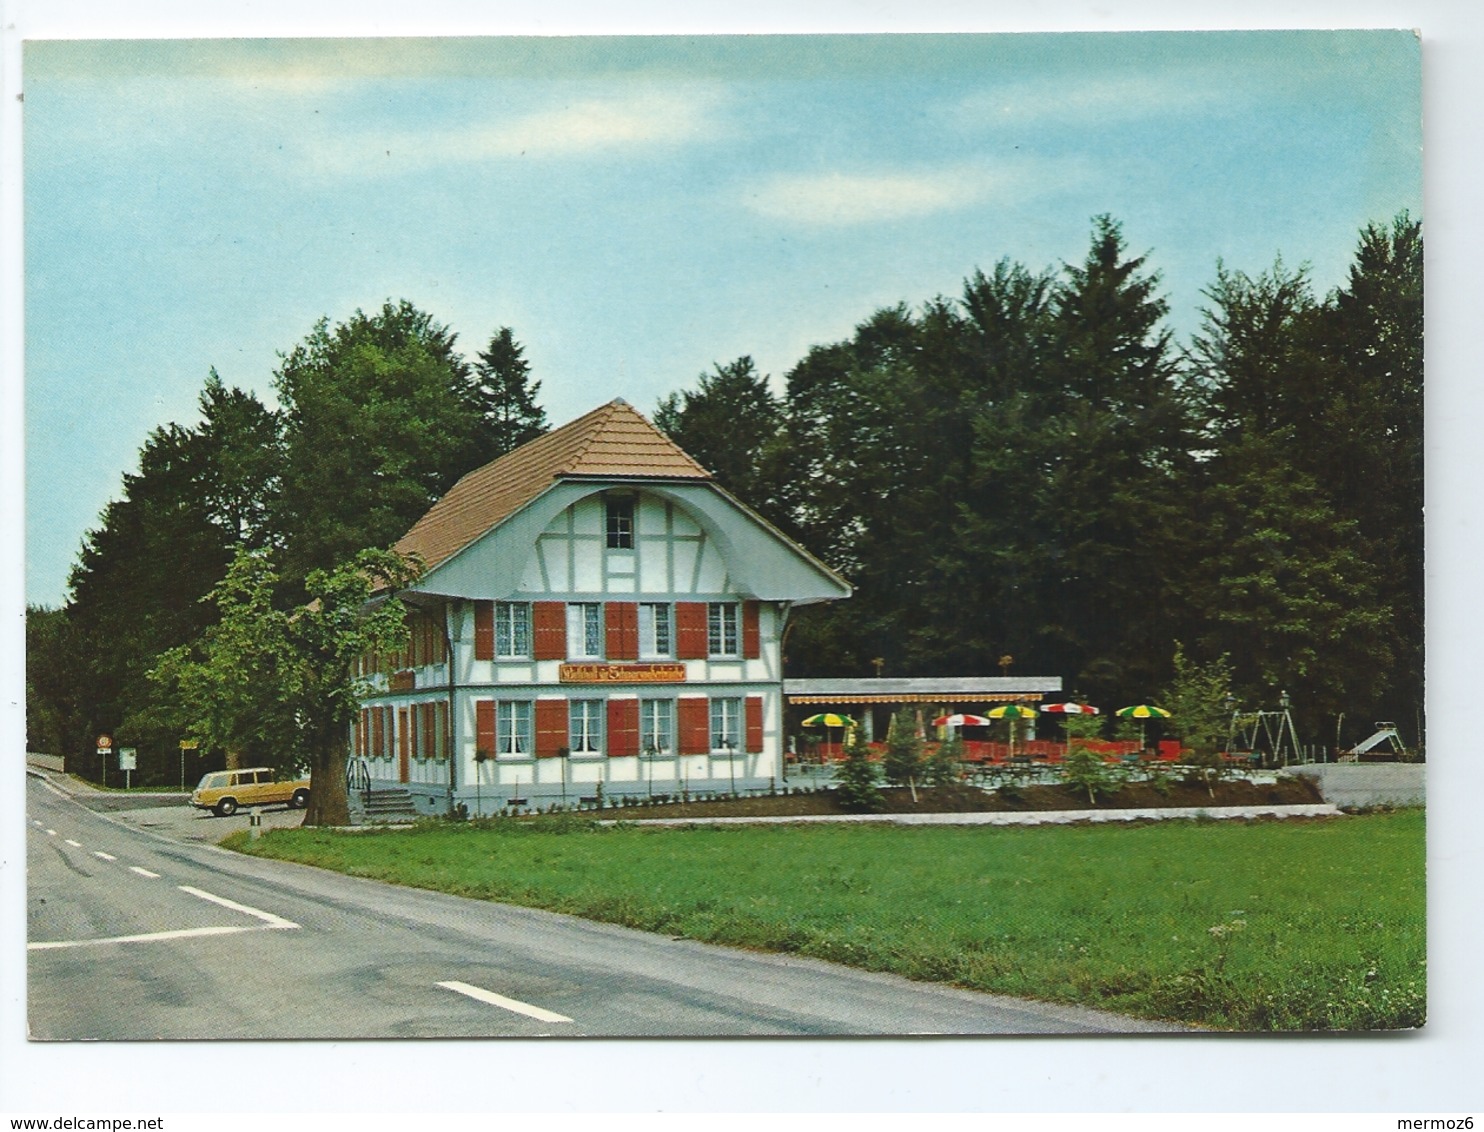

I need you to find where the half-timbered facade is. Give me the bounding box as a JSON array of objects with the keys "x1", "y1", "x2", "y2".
[{"x1": 352, "y1": 399, "x2": 850, "y2": 813}]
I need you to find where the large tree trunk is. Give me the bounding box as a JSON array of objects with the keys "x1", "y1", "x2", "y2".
[{"x1": 303, "y1": 741, "x2": 350, "y2": 827}]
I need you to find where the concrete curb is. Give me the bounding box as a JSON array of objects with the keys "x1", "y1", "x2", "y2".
[{"x1": 597, "y1": 803, "x2": 1342, "y2": 828}]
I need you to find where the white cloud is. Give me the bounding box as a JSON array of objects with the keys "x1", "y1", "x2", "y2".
[
  {"x1": 305, "y1": 88, "x2": 721, "y2": 176},
  {"x1": 954, "y1": 72, "x2": 1225, "y2": 127},
  {"x1": 475, "y1": 90, "x2": 716, "y2": 157},
  {"x1": 743, "y1": 164, "x2": 1015, "y2": 226}
]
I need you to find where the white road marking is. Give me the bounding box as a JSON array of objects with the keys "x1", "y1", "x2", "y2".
[
  {"x1": 29, "y1": 925, "x2": 267, "y2": 951},
  {"x1": 437, "y1": 980, "x2": 573, "y2": 1024},
  {"x1": 64, "y1": 839, "x2": 81, "y2": 848},
  {"x1": 32, "y1": 820, "x2": 42, "y2": 827},
  {"x1": 177, "y1": 885, "x2": 299, "y2": 929},
  {"x1": 45, "y1": 829, "x2": 56, "y2": 836},
  {"x1": 129, "y1": 866, "x2": 160, "y2": 878},
  {"x1": 93, "y1": 851, "x2": 117, "y2": 861}
]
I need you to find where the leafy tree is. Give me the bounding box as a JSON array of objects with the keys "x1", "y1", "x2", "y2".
[
  {"x1": 655, "y1": 356, "x2": 789, "y2": 522},
  {"x1": 151, "y1": 546, "x2": 422, "y2": 826},
  {"x1": 833, "y1": 727, "x2": 885, "y2": 812},
  {"x1": 1160, "y1": 642, "x2": 1233, "y2": 759},
  {"x1": 272, "y1": 301, "x2": 486, "y2": 587},
  {"x1": 1181, "y1": 434, "x2": 1392, "y2": 720},
  {"x1": 25, "y1": 605, "x2": 85, "y2": 759},
  {"x1": 881, "y1": 709, "x2": 924, "y2": 786},
  {"x1": 470, "y1": 327, "x2": 547, "y2": 456},
  {"x1": 1160, "y1": 642, "x2": 1236, "y2": 797}
]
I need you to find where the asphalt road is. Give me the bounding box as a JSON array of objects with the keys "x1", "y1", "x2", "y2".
[{"x1": 26, "y1": 772, "x2": 1182, "y2": 1039}]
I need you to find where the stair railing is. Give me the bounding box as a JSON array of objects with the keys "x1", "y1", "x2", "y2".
[{"x1": 346, "y1": 756, "x2": 372, "y2": 803}]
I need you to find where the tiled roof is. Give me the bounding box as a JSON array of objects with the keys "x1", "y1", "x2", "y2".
[{"x1": 395, "y1": 399, "x2": 712, "y2": 572}]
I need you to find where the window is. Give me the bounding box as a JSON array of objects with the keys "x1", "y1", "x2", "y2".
[
  {"x1": 569, "y1": 699, "x2": 604, "y2": 754},
  {"x1": 606, "y1": 495, "x2": 635, "y2": 549},
  {"x1": 567, "y1": 602, "x2": 603, "y2": 658},
  {"x1": 497, "y1": 701, "x2": 533, "y2": 755},
  {"x1": 710, "y1": 698, "x2": 742, "y2": 752},
  {"x1": 707, "y1": 602, "x2": 740, "y2": 657},
  {"x1": 638, "y1": 602, "x2": 672, "y2": 658},
  {"x1": 640, "y1": 698, "x2": 675, "y2": 755},
  {"x1": 495, "y1": 602, "x2": 531, "y2": 657}
]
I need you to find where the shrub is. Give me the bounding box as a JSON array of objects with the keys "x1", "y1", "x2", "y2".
[
  {"x1": 1060, "y1": 747, "x2": 1125, "y2": 804},
  {"x1": 882, "y1": 709, "x2": 925, "y2": 786},
  {"x1": 834, "y1": 729, "x2": 885, "y2": 812},
  {"x1": 923, "y1": 733, "x2": 964, "y2": 787}
]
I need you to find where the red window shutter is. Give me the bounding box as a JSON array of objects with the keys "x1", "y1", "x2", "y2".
[
  {"x1": 678, "y1": 698, "x2": 710, "y2": 755},
  {"x1": 742, "y1": 601, "x2": 761, "y2": 659},
  {"x1": 605, "y1": 602, "x2": 639, "y2": 660},
  {"x1": 532, "y1": 601, "x2": 567, "y2": 660},
  {"x1": 536, "y1": 699, "x2": 568, "y2": 758},
  {"x1": 675, "y1": 602, "x2": 708, "y2": 659},
  {"x1": 474, "y1": 601, "x2": 494, "y2": 660},
  {"x1": 476, "y1": 700, "x2": 496, "y2": 757},
  {"x1": 370, "y1": 707, "x2": 382, "y2": 757},
  {"x1": 746, "y1": 695, "x2": 764, "y2": 753},
  {"x1": 607, "y1": 698, "x2": 640, "y2": 757},
  {"x1": 422, "y1": 703, "x2": 436, "y2": 761}
]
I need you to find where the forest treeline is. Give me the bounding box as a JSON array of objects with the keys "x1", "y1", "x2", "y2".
[{"x1": 27, "y1": 214, "x2": 1422, "y2": 781}]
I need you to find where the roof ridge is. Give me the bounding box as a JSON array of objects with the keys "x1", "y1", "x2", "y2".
[{"x1": 560, "y1": 399, "x2": 622, "y2": 476}]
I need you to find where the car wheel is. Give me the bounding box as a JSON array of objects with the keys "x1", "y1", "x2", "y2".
[
  {"x1": 215, "y1": 797, "x2": 238, "y2": 817},
  {"x1": 290, "y1": 788, "x2": 310, "y2": 809}
]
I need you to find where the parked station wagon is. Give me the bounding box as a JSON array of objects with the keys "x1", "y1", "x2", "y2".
[{"x1": 191, "y1": 768, "x2": 311, "y2": 816}]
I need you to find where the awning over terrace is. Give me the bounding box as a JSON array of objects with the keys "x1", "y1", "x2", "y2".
[
  {"x1": 784, "y1": 677, "x2": 1063, "y2": 743},
  {"x1": 784, "y1": 676, "x2": 1061, "y2": 706}
]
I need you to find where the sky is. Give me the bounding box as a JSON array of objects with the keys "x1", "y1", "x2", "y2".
[{"x1": 20, "y1": 29, "x2": 1422, "y2": 607}]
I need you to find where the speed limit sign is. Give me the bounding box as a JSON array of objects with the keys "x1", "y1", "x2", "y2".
[{"x1": 96, "y1": 734, "x2": 113, "y2": 755}]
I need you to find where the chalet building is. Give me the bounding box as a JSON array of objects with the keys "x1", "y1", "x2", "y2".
[{"x1": 352, "y1": 399, "x2": 851, "y2": 813}]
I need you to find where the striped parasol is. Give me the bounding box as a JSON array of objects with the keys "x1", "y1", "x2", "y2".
[
  {"x1": 986, "y1": 703, "x2": 1040, "y2": 719},
  {"x1": 802, "y1": 713, "x2": 855, "y2": 728},
  {"x1": 1040, "y1": 702, "x2": 1101, "y2": 715},
  {"x1": 932, "y1": 713, "x2": 992, "y2": 728},
  {"x1": 1115, "y1": 704, "x2": 1172, "y2": 719},
  {"x1": 1116, "y1": 704, "x2": 1172, "y2": 748}
]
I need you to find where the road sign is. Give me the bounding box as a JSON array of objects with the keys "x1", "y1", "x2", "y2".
[
  {"x1": 96, "y1": 734, "x2": 113, "y2": 752},
  {"x1": 118, "y1": 748, "x2": 137, "y2": 771},
  {"x1": 179, "y1": 739, "x2": 199, "y2": 750}
]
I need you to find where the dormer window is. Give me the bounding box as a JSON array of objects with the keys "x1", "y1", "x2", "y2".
[{"x1": 606, "y1": 495, "x2": 635, "y2": 549}]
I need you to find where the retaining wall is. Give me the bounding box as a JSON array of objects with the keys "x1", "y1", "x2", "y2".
[{"x1": 1287, "y1": 762, "x2": 1425, "y2": 807}]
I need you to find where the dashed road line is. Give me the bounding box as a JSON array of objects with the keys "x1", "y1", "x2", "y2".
[
  {"x1": 129, "y1": 866, "x2": 160, "y2": 879},
  {"x1": 64, "y1": 839, "x2": 82, "y2": 848},
  {"x1": 94, "y1": 851, "x2": 117, "y2": 861},
  {"x1": 437, "y1": 980, "x2": 573, "y2": 1024},
  {"x1": 177, "y1": 885, "x2": 299, "y2": 930},
  {"x1": 45, "y1": 829, "x2": 57, "y2": 836}
]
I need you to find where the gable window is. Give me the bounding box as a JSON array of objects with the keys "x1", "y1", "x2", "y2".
[
  {"x1": 495, "y1": 602, "x2": 531, "y2": 657},
  {"x1": 638, "y1": 602, "x2": 672, "y2": 658},
  {"x1": 707, "y1": 602, "x2": 740, "y2": 657},
  {"x1": 606, "y1": 495, "x2": 635, "y2": 549},
  {"x1": 567, "y1": 602, "x2": 603, "y2": 659},
  {"x1": 710, "y1": 697, "x2": 742, "y2": 752},
  {"x1": 569, "y1": 699, "x2": 604, "y2": 754},
  {"x1": 497, "y1": 701, "x2": 533, "y2": 755},
  {"x1": 640, "y1": 698, "x2": 675, "y2": 755}
]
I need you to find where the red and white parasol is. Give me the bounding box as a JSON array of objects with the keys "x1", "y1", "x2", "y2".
[{"x1": 932, "y1": 713, "x2": 992, "y2": 728}]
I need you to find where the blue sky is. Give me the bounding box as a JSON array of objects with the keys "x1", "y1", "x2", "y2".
[{"x1": 23, "y1": 30, "x2": 1421, "y2": 606}]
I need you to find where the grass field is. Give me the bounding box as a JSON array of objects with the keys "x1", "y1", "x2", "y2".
[{"x1": 231, "y1": 810, "x2": 1425, "y2": 1031}]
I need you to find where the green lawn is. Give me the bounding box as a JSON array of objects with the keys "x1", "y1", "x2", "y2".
[{"x1": 231, "y1": 810, "x2": 1425, "y2": 1031}]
